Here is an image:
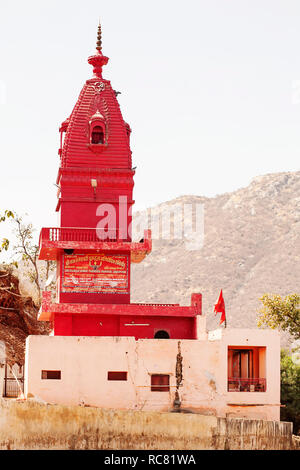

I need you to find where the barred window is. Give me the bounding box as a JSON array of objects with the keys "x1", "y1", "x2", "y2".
[{"x1": 151, "y1": 374, "x2": 170, "y2": 392}]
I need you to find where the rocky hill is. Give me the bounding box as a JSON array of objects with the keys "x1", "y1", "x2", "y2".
[
  {"x1": 131, "y1": 171, "x2": 300, "y2": 332},
  {"x1": 0, "y1": 268, "x2": 50, "y2": 365}
]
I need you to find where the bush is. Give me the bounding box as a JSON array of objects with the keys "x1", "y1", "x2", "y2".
[{"x1": 280, "y1": 349, "x2": 300, "y2": 435}]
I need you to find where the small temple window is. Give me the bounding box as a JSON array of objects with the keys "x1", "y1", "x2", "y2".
[
  {"x1": 41, "y1": 370, "x2": 61, "y2": 380},
  {"x1": 151, "y1": 374, "x2": 170, "y2": 392},
  {"x1": 154, "y1": 330, "x2": 170, "y2": 339},
  {"x1": 91, "y1": 125, "x2": 104, "y2": 144},
  {"x1": 228, "y1": 347, "x2": 266, "y2": 392},
  {"x1": 107, "y1": 371, "x2": 127, "y2": 381}
]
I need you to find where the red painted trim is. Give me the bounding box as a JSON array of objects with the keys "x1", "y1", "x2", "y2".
[{"x1": 38, "y1": 229, "x2": 152, "y2": 261}]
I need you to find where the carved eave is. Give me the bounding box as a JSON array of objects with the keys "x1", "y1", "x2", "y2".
[
  {"x1": 59, "y1": 118, "x2": 70, "y2": 133},
  {"x1": 56, "y1": 167, "x2": 135, "y2": 186},
  {"x1": 38, "y1": 290, "x2": 201, "y2": 322}
]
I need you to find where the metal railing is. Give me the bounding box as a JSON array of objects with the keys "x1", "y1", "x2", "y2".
[
  {"x1": 3, "y1": 364, "x2": 24, "y2": 398},
  {"x1": 228, "y1": 377, "x2": 266, "y2": 392},
  {"x1": 39, "y1": 227, "x2": 131, "y2": 244},
  {"x1": 3, "y1": 378, "x2": 24, "y2": 398}
]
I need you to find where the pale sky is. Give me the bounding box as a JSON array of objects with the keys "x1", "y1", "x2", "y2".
[{"x1": 0, "y1": 0, "x2": 300, "y2": 249}]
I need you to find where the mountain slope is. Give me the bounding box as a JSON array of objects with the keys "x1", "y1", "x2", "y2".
[{"x1": 131, "y1": 171, "x2": 300, "y2": 331}]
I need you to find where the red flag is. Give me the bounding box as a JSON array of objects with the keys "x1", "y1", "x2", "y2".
[{"x1": 214, "y1": 289, "x2": 226, "y2": 326}]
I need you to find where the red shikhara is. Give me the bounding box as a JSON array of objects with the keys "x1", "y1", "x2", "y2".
[{"x1": 37, "y1": 24, "x2": 203, "y2": 339}]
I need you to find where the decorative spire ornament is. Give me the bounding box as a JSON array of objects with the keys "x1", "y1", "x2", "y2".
[
  {"x1": 88, "y1": 21, "x2": 109, "y2": 78},
  {"x1": 96, "y1": 21, "x2": 102, "y2": 52}
]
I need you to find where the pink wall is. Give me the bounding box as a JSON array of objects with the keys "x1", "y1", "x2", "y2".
[{"x1": 25, "y1": 327, "x2": 281, "y2": 422}]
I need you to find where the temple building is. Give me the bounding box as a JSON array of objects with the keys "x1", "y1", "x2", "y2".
[{"x1": 25, "y1": 25, "x2": 280, "y2": 421}]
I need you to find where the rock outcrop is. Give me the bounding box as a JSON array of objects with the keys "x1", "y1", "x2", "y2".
[{"x1": 0, "y1": 268, "x2": 50, "y2": 365}]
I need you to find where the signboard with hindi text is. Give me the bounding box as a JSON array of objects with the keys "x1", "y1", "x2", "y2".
[{"x1": 61, "y1": 253, "x2": 129, "y2": 294}]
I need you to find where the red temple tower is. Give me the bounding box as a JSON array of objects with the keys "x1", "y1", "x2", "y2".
[
  {"x1": 38, "y1": 24, "x2": 202, "y2": 339},
  {"x1": 23, "y1": 25, "x2": 280, "y2": 421}
]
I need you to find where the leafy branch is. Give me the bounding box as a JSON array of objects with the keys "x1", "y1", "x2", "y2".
[
  {"x1": 0, "y1": 210, "x2": 14, "y2": 253},
  {"x1": 257, "y1": 293, "x2": 300, "y2": 341}
]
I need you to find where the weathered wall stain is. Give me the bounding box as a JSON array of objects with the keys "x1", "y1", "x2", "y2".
[
  {"x1": 0, "y1": 400, "x2": 295, "y2": 450},
  {"x1": 173, "y1": 341, "x2": 183, "y2": 410}
]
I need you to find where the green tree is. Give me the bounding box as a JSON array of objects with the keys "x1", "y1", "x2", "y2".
[
  {"x1": 12, "y1": 215, "x2": 41, "y2": 299},
  {"x1": 1, "y1": 212, "x2": 55, "y2": 306},
  {"x1": 12, "y1": 215, "x2": 55, "y2": 304},
  {"x1": 257, "y1": 294, "x2": 300, "y2": 341},
  {"x1": 280, "y1": 349, "x2": 300, "y2": 435}
]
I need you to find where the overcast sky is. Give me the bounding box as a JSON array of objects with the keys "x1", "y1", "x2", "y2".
[{"x1": 0, "y1": 0, "x2": 300, "y2": 248}]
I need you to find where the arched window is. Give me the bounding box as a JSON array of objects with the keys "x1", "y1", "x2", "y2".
[
  {"x1": 154, "y1": 330, "x2": 170, "y2": 339},
  {"x1": 88, "y1": 111, "x2": 106, "y2": 149},
  {"x1": 91, "y1": 125, "x2": 104, "y2": 144}
]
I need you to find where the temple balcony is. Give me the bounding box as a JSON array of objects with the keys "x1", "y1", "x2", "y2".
[
  {"x1": 227, "y1": 346, "x2": 267, "y2": 392},
  {"x1": 38, "y1": 227, "x2": 152, "y2": 263}
]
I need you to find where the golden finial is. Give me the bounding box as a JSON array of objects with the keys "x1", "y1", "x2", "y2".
[{"x1": 96, "y1": 21, "x2": 102, "y2": 52}]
